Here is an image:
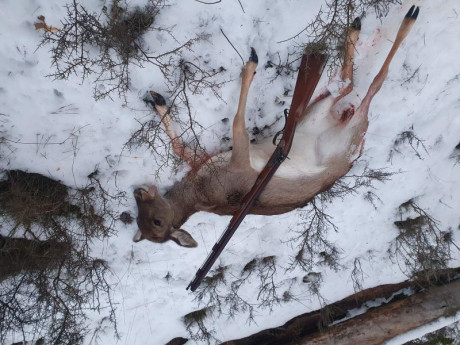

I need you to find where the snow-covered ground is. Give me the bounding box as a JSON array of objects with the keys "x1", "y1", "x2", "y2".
[{"x1": 1, "y1": 0, "x2": 459, "y2": 344}]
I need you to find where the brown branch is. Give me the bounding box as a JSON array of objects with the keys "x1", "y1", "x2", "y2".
[
  {"x1": 194, "y1": 0, "x2": 221, "y2": 3},
  {"x1": 220, "y1": 28, "x2": 245, "y2": 65},
  {"x1": 236, "y1": 0, "x2": 245, "y2": 13}
]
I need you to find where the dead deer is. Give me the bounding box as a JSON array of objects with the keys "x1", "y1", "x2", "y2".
[{"x1": 133, "y1": 6, "x2": 420, "y2": 247}]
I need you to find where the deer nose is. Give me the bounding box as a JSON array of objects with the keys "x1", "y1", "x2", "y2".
[{"x1": 133, "y1": 188, "x2": 144, "y2": 199}]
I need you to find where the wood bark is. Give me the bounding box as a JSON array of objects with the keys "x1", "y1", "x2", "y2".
[
  {"x1": 222, "y1": 268, "x2": 460, "y2": 345},
  {"x1": 295, "y1": 280, "x2": 460, "y2": 345}
]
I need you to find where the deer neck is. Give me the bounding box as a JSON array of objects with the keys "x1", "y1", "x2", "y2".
[{"x1": 164, "y1": 179, "x2": 200, "y2": 228}]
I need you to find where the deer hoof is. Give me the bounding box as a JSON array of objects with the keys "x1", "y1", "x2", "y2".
[
  {"x1": 143, "y1": 91, "x2": 166, "y2": 107},
  {"x1": 405, "y1": 5, "x2": 420, "y2": 20},
  {"x1": 351, "y1": 17, "x2": 361, "y2": 31},
  {"x1": 249, "y1": 47, "x2": 258, "y2": 64}
]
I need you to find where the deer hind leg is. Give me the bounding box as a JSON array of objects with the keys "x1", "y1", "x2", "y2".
[
  {"x1": 230, "y1": 48, "x2": 258, "y2": 168},
  {"x1": 144, "y1": 91, "x2": 207, "y2": 169},
  {"x1": 335, "y1": 17, "x2": 362, "y2": 102},
  {"x1": 299, "y1": 18, "x2": 361, "y2": 124},
  {"x1": 359, "y1": 5, "x2": 419, "y2": 112}
]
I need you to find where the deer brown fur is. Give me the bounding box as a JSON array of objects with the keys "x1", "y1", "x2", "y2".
[{"x1": 133, "y1": 7, "x2": 419, "y2": 247}]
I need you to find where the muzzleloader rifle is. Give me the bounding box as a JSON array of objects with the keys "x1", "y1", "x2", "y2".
[{"x1": 187, "y1": 50, "x2": 328, "y2": 292}]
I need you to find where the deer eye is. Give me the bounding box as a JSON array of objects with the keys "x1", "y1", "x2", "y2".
[{"x1": 153, "y1": 219, "x2": 161, "y2": 226}]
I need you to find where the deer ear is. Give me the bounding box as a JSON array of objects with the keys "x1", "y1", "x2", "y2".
[
  {"x1": 133, "y1": 229, "x2": 145, "y2": 242},
  {"x1": 170, "y1": 229, "x2": 198, "y2": 248}
]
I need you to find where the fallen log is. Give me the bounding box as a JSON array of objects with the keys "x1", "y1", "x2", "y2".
[
  {"x1": 222, "y1": 268, "x2": 460, "y2": 345},
  {"x1": 295, "y1": 280, "x2": 460, "y2": 345}
]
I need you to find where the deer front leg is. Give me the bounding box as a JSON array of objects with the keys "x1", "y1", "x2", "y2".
[
  {"x1": 360, "y1": 5, "x2": 419, "y2": 111},
  {"x1": 230, "y1": 48, "x2": 258, "y2": 169},
  {"x1": 144, "y1": 91, "x2": 208, "y2": 170}
]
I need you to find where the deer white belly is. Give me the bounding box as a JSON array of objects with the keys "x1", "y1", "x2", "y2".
[
  {"x1": 249, "y1": 96, "x2": 347, "y2": 179},
  {"x1": 249, "y1": 139, "x2": 325, "y2": 179}
]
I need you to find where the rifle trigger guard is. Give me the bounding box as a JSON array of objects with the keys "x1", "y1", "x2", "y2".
[{"x1": 272, "y1": 108, "x2": 289, "y2": 146}]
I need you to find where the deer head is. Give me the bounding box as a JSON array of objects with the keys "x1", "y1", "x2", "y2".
[{"x1": 133, "y1": 185, "x2": 198, "y2": 247}]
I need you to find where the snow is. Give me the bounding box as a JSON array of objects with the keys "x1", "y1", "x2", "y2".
[
  {"x1": 1, "y1": 0, "x2": 459, "y2": 344},
  {"x1": 384, "y1": 311, "x2": 460, "y2": 345},
  {"x1": 331, "y1": 287, "x2": 415, "y2": 326}
]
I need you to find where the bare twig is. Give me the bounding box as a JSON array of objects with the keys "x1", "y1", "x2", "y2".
[
  {"x1": 401, "y1": 63, "x2": 422, "y2": 86},
  {"x1": 37, "y1": 0, "x2": 198, "y2": 101},
  {"x1": 277, "y1": 0, "x2": 401, "y2": 77},
  {"x1": 236, "y1": 0, "x2": 245, "y2": 13},
  {"x1": 389, "y1": 198, "x2": 455, "y2": 283},
  {"x1": 388, "y1": 126, "x2": 428, "y2": 161},
  {"x1": 194, "y1": 0, "x2": 221, "y2": 3},
  {"x1": 126, "y1": 57, "x2": 229, "y2": 177},
  {"x1": 220, "y1": 28, "x2": 245, "y2": 65}
]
